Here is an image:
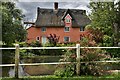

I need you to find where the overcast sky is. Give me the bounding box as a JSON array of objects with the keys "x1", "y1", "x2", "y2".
[{"x1": 15, "y1": 1, "x2": 90, "y2": 21}]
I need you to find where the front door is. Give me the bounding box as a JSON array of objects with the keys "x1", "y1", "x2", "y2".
[{"x1": 41, "y1": 36, "x2": 47, "y2": 44}]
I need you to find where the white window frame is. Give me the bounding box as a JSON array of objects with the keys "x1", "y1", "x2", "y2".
[
  {"x1": 64, "y1": 36, "x2": 70, "y2": 42},
  {"x1": 65, "y1": 14, "x2": 72, "y2": 23},
  {"x1": 80, "y1": 26, "x2": 84, "y2": 32},
  {"x1": 64, "y1": 27, "x2": 70, "y2": 32},
  {"x1": 41, "y1": 27, "x2": 46, "y2": 32},
  {"x1": 36, "y1": 36, "x2": 40, "y2": 41},
  {"x1": 65, "y1": 18, "x2": 71, "y2": 23}
]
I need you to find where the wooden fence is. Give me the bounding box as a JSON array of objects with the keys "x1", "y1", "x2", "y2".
[{"x1": 0, "y1": 44, "x2": 120, "y2": 78}]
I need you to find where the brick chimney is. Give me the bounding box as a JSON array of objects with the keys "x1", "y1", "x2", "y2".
[{"x1": 54, "y1": 2, "x2": 58, "y2": 10}]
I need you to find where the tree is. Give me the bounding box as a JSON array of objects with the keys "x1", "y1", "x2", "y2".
[
  {"x1": 114, "y1": 1, "x2": 120, "y2": 46},
  {"x1": 1, "y1": 2, "x2": 26, "y2": 46},
  {"x1": 89, "y1": 1, "x2": 120, "y2": 57},
  {"x1": 89, "y1": 1, "x2": 118, "y2": 46}
]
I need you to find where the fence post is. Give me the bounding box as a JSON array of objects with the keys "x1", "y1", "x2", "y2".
[
  {"x1": 15, "y1": 44, "x2": 19, "y2": 78},
  {"x1": 76, "y1": 44, "x2": 80, "y2": 75}
]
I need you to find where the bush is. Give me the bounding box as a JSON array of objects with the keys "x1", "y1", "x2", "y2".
[
  {"x1": 79, "y1": 37, "x2": 111, "y2": 76},
  {"x1": 20, "y1": 41, "x2": 65, "y2": 56},
  {"x1": 106, "y1": 48, "x2": 120, "y2": 58},
  {"x1": 54, "y1": 48, "x2": 76, "y2": 77},
  {"x1": 54, "y1": 68, "x2": 65, "y2": 77},
  {"x1": 78, "y1": 27, "x2": 111, "y2": 76},
  {"x1": 54, "y1": 64, "x2": 75, "y2": 77},
  {"x1": 102, "y1": 35, "x2": 113, "y2": 47}
]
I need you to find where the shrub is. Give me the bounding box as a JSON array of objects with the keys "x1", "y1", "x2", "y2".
[
  {"x1": 54, "y1": 48, "x2": 76, "y2": 77},
  {"x1": 54, "y1": 67, "x2": 65, "y2": 77},
  {"x1": 78, "y1": 27, "x2": 111, "y2": 76},
  {"x1": 54, "y1": 64, "x2": 75, "y2": 77},
  {"x1": 20, "y1": 41, "x2": 65, "y2": 56},
  {"x1": 47, "y1": 34, "x2": 60, "y2": 46},
  {"x1": 106, "y1": 48, "x2": 120, "y2": 58},
  {"x1": 80, "y1": 48, "x2": 109, "y2": 76}
]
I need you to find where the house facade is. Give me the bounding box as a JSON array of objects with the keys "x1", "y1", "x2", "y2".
[{"x1": 27, "y1": 2, "x2": 90, "y2": 44}]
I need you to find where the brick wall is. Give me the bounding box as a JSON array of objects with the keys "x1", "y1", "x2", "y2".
[{"x1": 27, "y1": 26, "x2": 86, "y2": 43}]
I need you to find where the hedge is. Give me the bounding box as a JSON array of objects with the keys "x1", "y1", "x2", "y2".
[{"x1": 1, "y1": 76, "x2": 120, "y2": 80}]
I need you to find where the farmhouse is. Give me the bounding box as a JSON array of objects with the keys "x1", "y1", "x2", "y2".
[{"x1": 26, "y1": 2, "x2": 90, "y2": 44}]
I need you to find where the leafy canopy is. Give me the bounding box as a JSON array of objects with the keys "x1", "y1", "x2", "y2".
[
  {"x1": 1, "y1": 2, "x2": 26, "y2": 46},
  {"x1": 89, "y1": 1, "x2": 120, "y2": 46}
]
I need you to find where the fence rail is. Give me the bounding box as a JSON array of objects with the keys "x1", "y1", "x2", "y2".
[
  {"x1": 0, "y1": 62, "x2": 73, "y2": 67},
  {"x1": 81, "y1": 47, "x2": 120, "y2": 49},
  {"x1": 1, "y1": 44, "x2": 120, "y2": 78},
  {"x1": 1, "y1": 47, "x2": 120, "y2": 50},
  {"x1": 1, "y1": 60, "x2": 120, "y2": 67}
]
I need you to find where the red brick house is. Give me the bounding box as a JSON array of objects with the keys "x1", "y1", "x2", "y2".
[{"x1": 26, "y1": 2, "x2": 90, "y2": 44}]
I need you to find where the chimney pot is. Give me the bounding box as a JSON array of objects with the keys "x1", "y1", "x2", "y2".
[
  {"x1": 37, "y1": 7, "x2": 40, "y2": 17},
  {"x1": 54, "y1": 2, "x2": 58, "y2": 10}
]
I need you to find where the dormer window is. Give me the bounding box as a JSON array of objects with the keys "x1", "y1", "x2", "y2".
[
  {"x1": 65, "y1": 18, "x2": 71, "y2": 23},
  {"x1": 65, "y1": 14, "x2": 72, "y2": 23}
]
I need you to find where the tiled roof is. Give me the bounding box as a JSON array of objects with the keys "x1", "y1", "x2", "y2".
[{"x1": 35, "y1": 7, "x2": 90, "y2": 27}]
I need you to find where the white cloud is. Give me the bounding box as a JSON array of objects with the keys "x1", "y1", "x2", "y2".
[{"x1": 15, "y1": 2, "x2": 90, "y2": 20}]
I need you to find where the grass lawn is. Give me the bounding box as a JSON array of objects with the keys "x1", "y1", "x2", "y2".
[{"x1": 1, "y1": 75, "x2": 120, "y2": 80}]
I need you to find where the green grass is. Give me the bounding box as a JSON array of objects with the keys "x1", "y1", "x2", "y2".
[{"x1": 1, "y1": 75, "x2": 120, "y2": 80}]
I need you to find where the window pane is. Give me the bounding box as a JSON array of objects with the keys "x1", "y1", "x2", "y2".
[
  {"x1": 36, "y1": 36, "x2": 40, "y2": 41},
  {"x1": 64, "y1": 27, "x2": 69, "y2": 32},
  {"x1": 64, "y1": 37, "x2": 69, "y2": 42},
  {"x1": 80, "y1": 26, "x2": 84, "y2": 31},
  {"x1": 65, "y1": 18, "x2": 70, "y2": 23},
  {"x1": 41, "y1": 27, "x2": 46, "y2": 32}
]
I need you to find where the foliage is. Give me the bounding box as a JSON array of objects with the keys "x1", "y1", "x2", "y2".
[
  {"x1": 2, "y1": 49, "x2": 15, "y2": 64},
  {"x1": 85, "y1": 25, "x2": 103, "y2": 44},
  {"x1": 106, "y1": 48, "x2": 120, "y2": 58},
  {"x1": 20, "y1": 42, "x2": 77, "y2": 59},
  {"x1": 80, "y1": 39, "x2": 109, "y2": 76},
  {"x1": 89, "y1": 2, "x2": 115, "y2": 33},
  {"x1": 47, "y1": 34, "x2": 60, "y2": 46},
  {"x1": 54, "y1": 68, "x2": 65, "y2": 77},
  {"x1": 2, "y1": 74, "x2": 120, "y2": 80},
  {"x1": 20, "y1": 41, "x2": 64, "y2": 57},
  {"x1": 60, "y1": 48, "x2": 76, "y2": 62},
  {"x1": 89, "y1": 1, "x2": 120, "y2": 58},
  {"x1": 79, "y1": 27, "x2": 111, "y2": 76},
  {"x1": 89, "y1": 1, "x2": 120, "y2": 46},
  {"x1": 102, "y1": 35, "x2": 113, "y2": 47},
  {"x1": 54, "y1": 47, "x2": 76, "y2": 77},
  {"x1": 20, "y1": 41, "x2": 41, "y2": 57},
  {"x1": 115, "y1": 1, "x2": 120, "y2": 44},
  {"x1": 83, "y1": 25, "x2": 103, "y2": 46},
  {"x1": 89, "y1": 1, "x2": 120, "y2": 57},
  {"x1": 54, "y1": 64, "x2": 75, "y2": 77},
  {"x1": 1, "y1": 2, "x2": 26, "y2": 46}
]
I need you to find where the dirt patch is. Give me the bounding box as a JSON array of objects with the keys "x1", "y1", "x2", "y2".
[{"x1": 24, "y1": 65, "x2": 57, "y2": 76}]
